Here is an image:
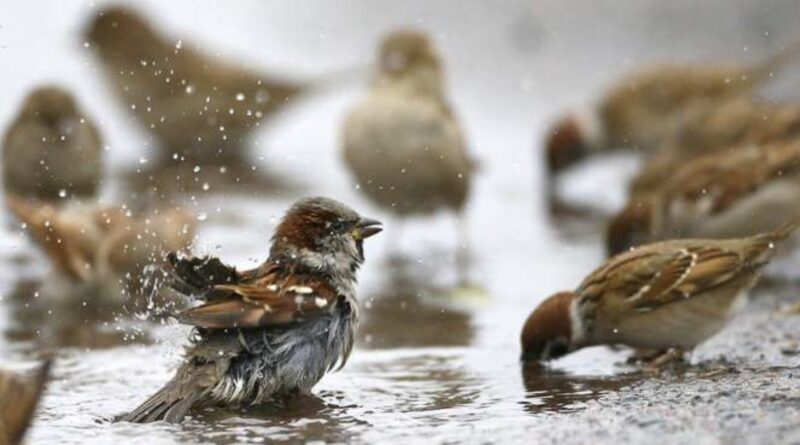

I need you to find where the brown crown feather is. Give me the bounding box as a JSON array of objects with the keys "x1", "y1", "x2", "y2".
[{"x1": 521, "y1": 291, "x2": 575, "y2": 359}]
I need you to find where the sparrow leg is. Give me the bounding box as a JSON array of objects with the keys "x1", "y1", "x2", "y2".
[
  {"x1": 640, "y1": 347, "x2": 686, "y2": 372},
  {"x1": 455, "y1": 212, "x2": 471, "y2": 286}
]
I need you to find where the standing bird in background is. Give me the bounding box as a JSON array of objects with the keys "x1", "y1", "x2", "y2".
[
  {"x1": 342, "y1": 30, "x2": 475, "y2": 280},
  {"x1": 521, "y1": 222, "x2": 800, "y2": 367},
  {"x1": 544, "y1": 42, "x2": 800, "y2": 183},
  {"x1": 3, "y1": 87, "x2": 102, "y2": 202},
  {"x1": 120, "y1": 197, "x2": 381, "y2": 423},
  {"x1": 607, "y1": 141, "x2": 800, "y2": 255},
  {"x1": 0, "y1": 360, "x2": 51, "y2": 445},
  {"x1": 84, "y1": 6, "x2": 303, "y2": 166}
]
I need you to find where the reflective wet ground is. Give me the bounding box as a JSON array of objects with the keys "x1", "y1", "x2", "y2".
[{"x1": 4, "y1": 0, "x2": 800, "y2": 444}]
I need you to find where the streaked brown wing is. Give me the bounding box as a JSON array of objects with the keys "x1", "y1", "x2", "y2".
[
  {"x1": 580, "y1": 244, "x2": 747, "y2": 314},
  {"x1": 178, "y1": 279, "x2": 339, "y2": 329}
]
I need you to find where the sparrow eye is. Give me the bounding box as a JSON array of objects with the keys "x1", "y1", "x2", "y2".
[{"x1": 329, "y1": 220, "x2": 347, "y2": 232}]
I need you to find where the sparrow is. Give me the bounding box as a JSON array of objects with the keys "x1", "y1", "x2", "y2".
[
  {"x1": 84, "y1": 6, "x2": 303, "y2": 165},
  {"x1": 119, "y1": 197, "x2": 381, "y2": 423},
  {"x1": 3, "y1": 86, "x2": 103, "y2": 202},
  {"x1": 629, "y1": 97, "x2": 800, "y2": 195},
  {"x1": 0, "y1": 360, "x2": 51, "y2": 445},
  {"x1": 341, "y1": 30, "x2": 474, "y2": 275},
  {"x1": 6, "y1": 196, "x2": 196, "y2": 296},
  {"x1": 608, "y1": 141, "x2": 800, "y2": 255},
  {"x1": 544, "y1": 43, "x2": 800, "y2": 178},
  {"x1": 521, "y1": 222, "x2": 799, "y2": 364}
]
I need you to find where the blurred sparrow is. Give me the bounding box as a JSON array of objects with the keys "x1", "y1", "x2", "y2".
[
  {"x1": 630, "y1": 97, "x2": 800, "y2": 194},
  {"x1": 521, "y1": 223, "x2": 799, "y2": 365},
  {"x1": 0, "y1": 360, "x2": 51, "y2": 445},
  {"x1": 342, "y1": 30, "x2": 474, "y2": 275},
  {"x1": 6, "y1": 196, "x2": 195, "y2": 296},
  {"x1": 3, "y1": 86, "x2": 102, "y2": 202},
  {"x1": 544, "y1": 43, "x2": 800, "y2": 178},
  {"x1": 84, "y1": 6, "x2": 302, "y2": 165},
  {"x1": 609, "y1": 141, "x2": 800, "y2": 255},
  {"x1": 120, "y1": 197, "x2": 381, "y2": 423}
]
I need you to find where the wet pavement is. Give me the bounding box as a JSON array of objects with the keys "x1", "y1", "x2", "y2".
[{"x1": 3, "y1": 0, "x2": 800, "y2": 444}]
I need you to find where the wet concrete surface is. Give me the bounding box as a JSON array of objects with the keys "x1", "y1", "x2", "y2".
[{"x1": 3, "y1": 0, "x2": 800, "y2": 444}]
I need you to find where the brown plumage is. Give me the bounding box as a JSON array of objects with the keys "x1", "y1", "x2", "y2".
[
  {"x1": 119, "y1": 197, "x2": 381, "y2": 423},
  {"x1": 0, "y1": 360, "x2": 51, "y2": 445},
  {"x1": 608, "y1": 140, "x2": 800, "y2": 255},
  {"x1": 544, "y1": 42, "x2": 800, "y2": 178},
  {"x1": 630, "y1": 97, "x2": 800, "y2": 194},
  {"x1": 342, "y1": 29, "x2": 475, "y2": 216},
  {"x1": 6, "y1": 196, "x2": 195, "y2": 288},
  {"x1": 84, "y1": 6, "x2": 303, "y2": 164},
  {"x1": 522, "y1": 223, "x2": 799, "y2": 363},
  {"x1": 3, "y1": 86, "x2": 102, "y2": 202}
]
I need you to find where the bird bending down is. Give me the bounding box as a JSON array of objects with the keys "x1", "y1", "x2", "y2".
[
  {"x1": 119, "y1": 197, "x2": 382, "y2": 423},
  {"x1": 522, "y1": 221, "x2": 800, "y2": 366}
]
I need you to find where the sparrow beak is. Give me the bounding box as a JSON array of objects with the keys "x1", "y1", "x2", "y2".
[{"x1": 352, "y1": 217, "x2": 383, "y2": 240}]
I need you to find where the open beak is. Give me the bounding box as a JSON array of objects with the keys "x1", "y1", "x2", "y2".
[{"x1": 352, "y1": 217, "x2": 383, "y2": 240}]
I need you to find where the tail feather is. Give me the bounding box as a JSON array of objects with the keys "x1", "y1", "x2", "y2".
[
  {"x1": 759, "y1": 219, "x2": 800, "y2": 244},
  {"x1": 118, "y1": 380, "x2": 200, "y2": 424},
  {"x1": 745, "y1": 219, "x2": 800, "y2": 265}
]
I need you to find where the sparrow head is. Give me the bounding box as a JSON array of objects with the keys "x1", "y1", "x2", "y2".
[
  {"x1": 521, "y1": 291, "x2": 575, "y2": 362},
  {"x1": 544, "y1": 113, "x2": 593, "y2": 178},
  {"x1": 271, "y1": 197, "x2": 382, "y2": 274},
  {"x1": 84, "y1": 6, "x2": 157, "y2": 57},
  {"x1": 20, "y1": 87, "x2": 79, "y2": 127},
  {"x1": 378, "y1": 29, "x2": 441, "y2": 77},
  {"x1": 606, "y1": 198, "x2": 654, "y2": 257}
]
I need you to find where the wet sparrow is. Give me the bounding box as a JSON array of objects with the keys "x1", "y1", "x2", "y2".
[
  {"x1": 3, "y1": 86, "x2": 102, "y2": 202},
  {"x1": 522, "y1": 223, "x2": 799, "y2": 364},
  {"x1": 84, "y1": 6, "x2": 303, "y2": 165},
  {"x1": 0, "y1": 360, "x2": 51, "y2": 445},
  {"x1": 544, "y1": 43, "x2": 800, "y2": 178},
  {"x1": 120, "y1": 197, "x2": 381, "y2": 423},
  {"x1": 608, "y1": 141, "x2": 800, "y2": 255}
]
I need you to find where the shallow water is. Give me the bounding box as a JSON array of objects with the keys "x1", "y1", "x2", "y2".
[{"x1": 3, "y1": 0, "x2": 800, "y2": 444}]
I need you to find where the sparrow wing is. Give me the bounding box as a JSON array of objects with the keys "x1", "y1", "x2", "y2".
[
  {"x1": 166, "y1": 254, "x2": 246, "y2": 300},
  {"x1": 6, "y1": 197, "x2": 97, "y2": 281},
  {"x1": 177, "y1": 273, "x2": 340, "y2": 329},
  {"x1": 662, "y1": 142, "x2": 800, "y2": 215},
  {"x1": 579, "y1": 242, "x2": 752, "y2": 314}
]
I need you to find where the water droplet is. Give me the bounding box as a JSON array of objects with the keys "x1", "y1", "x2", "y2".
[
  {"x1": 58, "y1": 189, "x2": 67, "y2": 198},
  {"x1": 235, "y1": 92, "x2": 245, "y2": 101},
  {"x1": 197, "y1": 213, "x2": 208, "y2": 221}
]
